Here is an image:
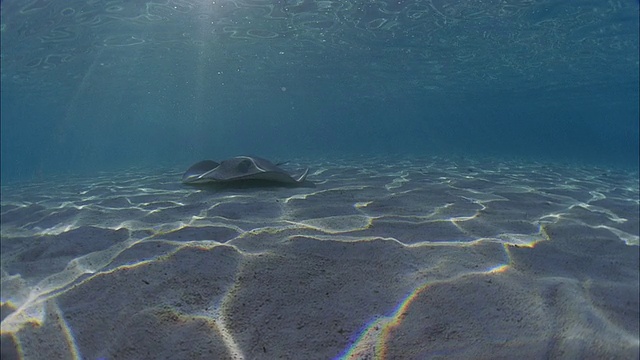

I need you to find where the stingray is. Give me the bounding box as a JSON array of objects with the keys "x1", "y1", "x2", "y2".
[{"x1": 182, "y1": 156, "x2": 309, "y2": 185}]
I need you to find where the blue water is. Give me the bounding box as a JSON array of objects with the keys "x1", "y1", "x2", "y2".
[{"x1": 1, "y1": 1, "x2": 638, "y2": 183}]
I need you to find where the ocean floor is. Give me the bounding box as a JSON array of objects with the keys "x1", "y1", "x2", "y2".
[{"x1": 1, "y1": 157, "x2": 638, "y2": 359}]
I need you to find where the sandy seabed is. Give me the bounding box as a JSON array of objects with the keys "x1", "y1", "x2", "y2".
[{"x1": 1, "y1": 157, "x2": 638, "y2": 359}]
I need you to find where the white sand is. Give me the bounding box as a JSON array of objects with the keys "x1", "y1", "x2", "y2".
[{"x1": 1, "y1": 157, "x2": 638, "y2": 359}]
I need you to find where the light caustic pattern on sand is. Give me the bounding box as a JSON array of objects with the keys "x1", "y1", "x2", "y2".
[{"x1": 1, "y1": 157, "x2": 638, "y2": 359}]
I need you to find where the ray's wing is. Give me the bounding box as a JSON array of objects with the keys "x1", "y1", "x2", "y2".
[{"x1": 182, "y1": 160, "x2": 220, "y2": 183}]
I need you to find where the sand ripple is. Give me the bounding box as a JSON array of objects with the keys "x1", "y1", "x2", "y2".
[{"x1": 1, "y1": 157, "x2": 638, "y2": 359}]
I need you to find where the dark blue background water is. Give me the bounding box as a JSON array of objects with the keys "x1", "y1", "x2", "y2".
[{"x1": 1, "y1": 1, "x2": 638, "y2": 183}]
